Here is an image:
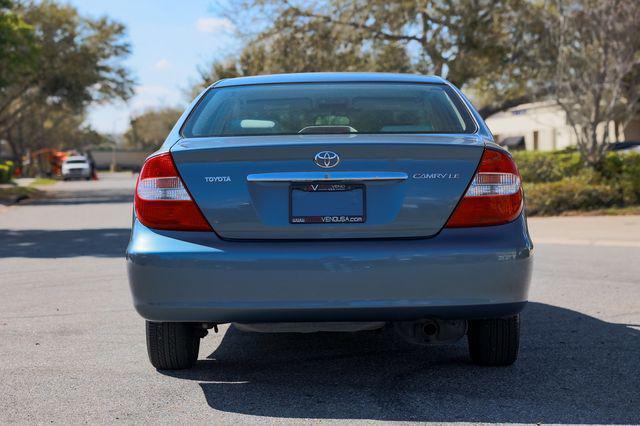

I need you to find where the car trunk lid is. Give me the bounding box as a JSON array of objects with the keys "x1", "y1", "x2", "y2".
[{"x1": 170, "y1": 133, "x2": 483, "y2": 239}]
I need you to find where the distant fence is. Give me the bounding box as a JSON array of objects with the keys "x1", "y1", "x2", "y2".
[{"x1": 93, "y1": 150, "x2": 150, "y2": 171}]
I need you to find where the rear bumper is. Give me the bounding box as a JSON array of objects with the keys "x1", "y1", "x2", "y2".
[{"x1": 126, "y1": 215, "x2": 533, "y2": 323}]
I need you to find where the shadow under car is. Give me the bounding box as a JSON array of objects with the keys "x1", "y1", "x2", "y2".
[{"x1": 160, "y1": 302, "x2": 640, "y2": 424}]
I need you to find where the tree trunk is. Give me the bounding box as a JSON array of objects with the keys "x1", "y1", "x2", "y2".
[{"x1": 5, "y1": 133, "x2": 22, "y2": 168}]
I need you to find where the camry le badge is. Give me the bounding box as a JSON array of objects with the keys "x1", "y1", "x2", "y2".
[
  {"x1": 413, "y1": 172, "x2": 460, "y2": 179},
  {"x1": 314, "y1": 151, "x2": 340, "y2": 168}
]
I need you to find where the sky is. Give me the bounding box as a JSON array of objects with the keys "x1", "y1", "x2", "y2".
[{"x1": 64, "y1": 0, "x2": 240, "y2": 134}]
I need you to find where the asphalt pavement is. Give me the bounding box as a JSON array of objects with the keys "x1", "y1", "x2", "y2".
[{"x1": 1, "y1": 172, "x2": 639, "y2": 424}]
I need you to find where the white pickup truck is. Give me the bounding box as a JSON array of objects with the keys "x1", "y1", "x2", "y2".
[{"x1": 61, "y1": 156, "x2": 91, "y2": 180}]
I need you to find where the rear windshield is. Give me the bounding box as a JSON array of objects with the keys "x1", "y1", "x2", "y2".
[
  {"x1": 182, "y1": 83, "x2": 476, "y2": 137},
  {"x1": 65, "y1": 159, "x2": 87, "y2": 164}
]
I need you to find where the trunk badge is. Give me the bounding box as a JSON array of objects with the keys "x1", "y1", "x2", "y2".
[{"x1": 314, "y1": 151, "x2": 340, "y2": 168}]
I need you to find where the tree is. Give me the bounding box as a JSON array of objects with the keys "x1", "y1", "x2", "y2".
[
  {"x1": 124, "y1": 107, "x2": 182, "y2": 151},
  {"x1": 190, "y1": 58, "x2": 243, "y2": 97},
  {"x1": 0, "y1": 1, "x2": 134, "y2": 162},
  {"x1": 200, "y1": 0, "x2": 640, "y2": 168},
  {"x1": 210, "y1": 0, "x2": 545, "y2": 111},
  {"x1": 0, "y1": 0, "x2": 37, "y2": 90},
  {"x1": 4, "y1": 103, "x2": 106, "y2": 158},
  {"x1": 544, "y1": 0, "x2": 640, "y2": 166}
]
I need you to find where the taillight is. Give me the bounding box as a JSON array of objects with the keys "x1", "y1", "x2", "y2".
[
  {"x1": 445, "y1": 148, "x2": 523, "y2": 227},
  {"x1": 134, "y1": 153, "x2": 212, "y2": 231}
]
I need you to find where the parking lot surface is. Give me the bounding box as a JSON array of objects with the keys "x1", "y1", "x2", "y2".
[{"x1": 1, "y1": 173, "x2": 639, "y2": 424}]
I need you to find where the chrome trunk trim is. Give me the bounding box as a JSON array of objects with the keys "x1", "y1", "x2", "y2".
[{"x1": 246, "y1": 171, "x2": 408, "y2": 182}]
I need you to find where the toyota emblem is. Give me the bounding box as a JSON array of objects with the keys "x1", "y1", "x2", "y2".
[{"x1": 314, "y1": 151, "x2": 340, "y2": 168}]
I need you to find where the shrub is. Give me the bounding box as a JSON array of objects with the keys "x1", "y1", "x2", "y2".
[
  {"x1": 524, "y1": 178, "x2": 622, "y2": 216},
  {"x1": 0, "y1": 164, "x2": 10, "y2": 184},
  {"x1": 613, "y1": 153, "x2": 640, "y2": 205},
  {"x1": 597, "y1": 151, "x2": 624, "y2": 179},
  {"x1": 512, "y1": 151, "x2": 583, "y2": 183},
  {"x1": 0, "y1": 161, "x2": 16, "y2": 184},
  {"x1": 513, "y1": 150, "x2": 640, "y2": 214},
  {"x1": 579, "y1": 152, "x2": 640, "y2": 205}
]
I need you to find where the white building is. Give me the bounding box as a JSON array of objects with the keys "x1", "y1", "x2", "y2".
[{"x1": 485, "y1": 101, "x2": 640, "y2": 151}]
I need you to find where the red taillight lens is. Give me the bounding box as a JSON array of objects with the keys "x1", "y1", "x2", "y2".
[
  {"x1": 445, "y1": 148, "x2": 523, "y2": 228},
  {"x1": 134, "y1": 153, "x2": 212, "y2": 231}
]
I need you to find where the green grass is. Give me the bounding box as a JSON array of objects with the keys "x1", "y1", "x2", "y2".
[
  {"x1": 528, "y1": 204, "x2": 640, "y2": 217},
  {"x1": 0, "y1": 186, "x2": 45, "y2": 204},
  {"x1": 550, "y1": 205, "x2": 640, "y2": 217},
  {"x1": 29, "y1": 178, "x2": 58, "y2": 187}
]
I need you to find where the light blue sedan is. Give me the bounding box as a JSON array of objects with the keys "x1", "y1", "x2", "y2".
[{"x1": 127, "y1": 73, "x2": 533, "y2": 370}]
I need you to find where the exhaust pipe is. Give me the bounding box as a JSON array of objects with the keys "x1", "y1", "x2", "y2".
[
  {"x1": 394, "y1": 319, "x2": 467, "y2": 345},
  {"x1": 422, "y1": 321, "x2": 439, "y2": 337}
]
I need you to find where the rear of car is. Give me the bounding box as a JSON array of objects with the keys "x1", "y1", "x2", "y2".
[
  {"x1": 61, "y1": 156, "x2": 91, "y2": 180},
  {"x1": 126, "y1": 73, "x2": 533, "y2": 370}
]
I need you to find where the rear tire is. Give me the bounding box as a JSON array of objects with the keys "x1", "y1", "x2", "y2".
[
  {"x1": 146, "y1": 321, "x2": 200, "y2": 370},
  {"x1": 467, "y1": 315, "x2": 519, "y2": 366}
]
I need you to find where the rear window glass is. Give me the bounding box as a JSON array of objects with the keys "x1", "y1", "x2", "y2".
[
  {"x1": 182, "y1": 83, "x2": 476, "y2": 137},
  {"x1": 65, "y1": 159, "x2": 87, "y2": 164}
]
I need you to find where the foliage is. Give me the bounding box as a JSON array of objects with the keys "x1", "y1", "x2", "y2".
[
  {"x1": 124, "y1": 107, "x2": 182, "y2": 151},
  {"x1": 0, "y1": 185, "x2": 43, "y2": 203},
  {"x1": 192, "y1": 59, "x2": 244, "y2": 96},
  {"x1": 4, "y1": 103, "x2": 110, "y2": 161},
  {"x1": 18, "y1": 1, "x2": 134, "y2": 105},
  {"x1": 516, "y1": 151, "x2": 640, "y2": 215},
  {"x1": 0, "y1": 0, "x2": 37, "y2": 90},
  {"x1": 0, "y1": 162, "x2": 12, "y2": 183},
  {"x1": 0, "y1": 159, "x2": 15, "y2": 183},
  {"x1": 0, "y1": 1, "x2": 134, "y2": 164},
  {"x1": 200, "y1": 0, "x2": 550, "y2": 114},
  {"x1": 597, "y1": 152, "x2": 640, "y2": 205},
  {"x1": 524, "y1": 178, "x2": 622, "y2": 216},
  {"x1": 541, "y1": 0, "x2": 640, "y2": 166},
  {"x1": 512, "y1": 151, "x2": 583, "y2": 183},
  {"x1": 201, "y1": 0, "x2": 640, "y2": 166},
  {"x1": 29, "y1": 177, "x2": 57, "y2": 186}
]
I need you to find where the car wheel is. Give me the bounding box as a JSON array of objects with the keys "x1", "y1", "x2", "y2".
[
  {"x1": 467, "y1": 315, "x2": 519, "y2": 366},
  {"x1": 146, "y1": 321, "x2": 200, "y2": 370}
]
